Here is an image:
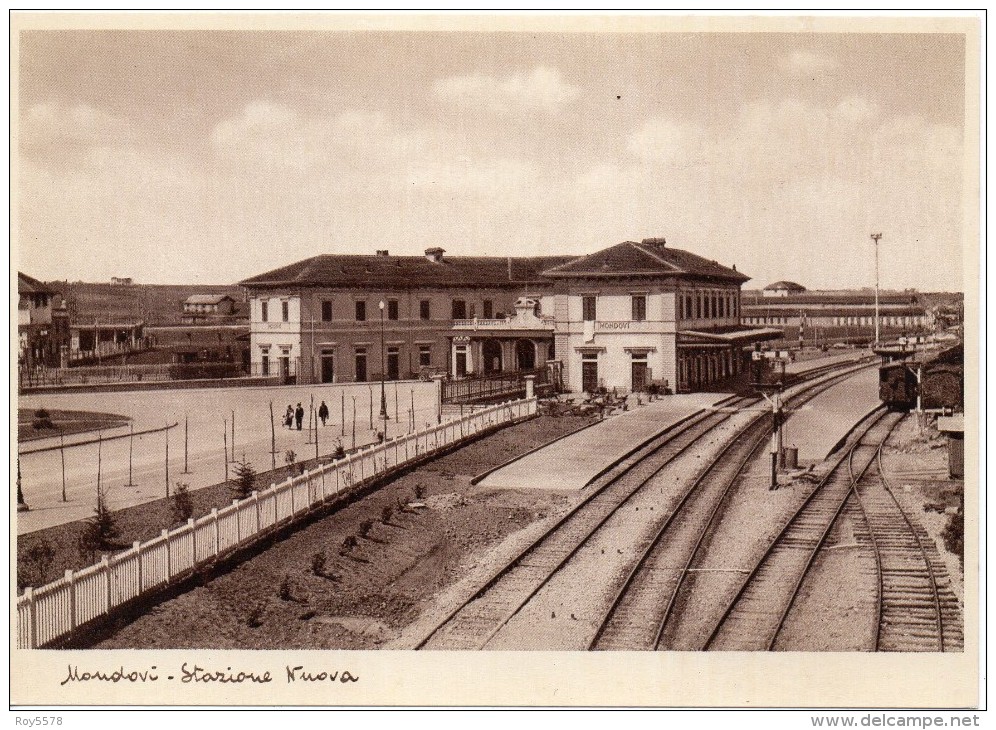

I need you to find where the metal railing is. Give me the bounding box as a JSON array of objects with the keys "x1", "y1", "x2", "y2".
[
  {"x1": 442, "y1": 367, "x2": 551, "y2": 404},
  {"x1": 18, "y1": 362, "x2": 251, "y2": 388},
  {"x1": 16, "y1": 396, "x2": 538, "y2": 649}
]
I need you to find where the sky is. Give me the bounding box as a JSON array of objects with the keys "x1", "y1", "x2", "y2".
[{"x1": 15, "y1": 23, "x2": 971, "y2": 291}]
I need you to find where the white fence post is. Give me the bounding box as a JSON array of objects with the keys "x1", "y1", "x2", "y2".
[
  {"x1": 65, "y1": 570, "x2": 76, "y2": 631},
  {"x1": 211, "y1": 508, "x2": 220, "y2": 557},
  {"x1": 252, "y1": 491, "x2": 260, "y2": 533},
  {"x1": 133, "y1": 541, "x2": 143, "y2": 593},
  {"x1": 102, "y1": 555, "x2": 112, "y2": 612},
  {"x1": 233, "y1": 499, "x2": 242, "y2": 542},
  {"x1": 25, "y1": 588, "x2": 36, "y2": 649},
  {"x1": 161, "y1": 529, "x2": 171, "y2": 584}
]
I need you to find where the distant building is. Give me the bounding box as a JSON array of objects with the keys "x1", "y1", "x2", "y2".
[
  {"x1": 742, "y1": 287, "x2": 931, "y2": 345},
  {"x1": 240, "y1": 239, "x2": 779, "y2": 392},
  {"x1": 763, "y1": 280, "x2": 807, "y2": 297},
  {"x1": 110, "y1": 277, "x2": 133, "y2": 286},
  {"x1": 181, "y1": 294, "x2": 237, "y2": 322},
  {"x1": 18, "y1": 272, "x2": 70, "y2": 368}
]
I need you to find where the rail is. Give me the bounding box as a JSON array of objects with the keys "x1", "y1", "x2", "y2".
[{"x1": 16, "y1": 396, "x2": 538, "y2": 649}]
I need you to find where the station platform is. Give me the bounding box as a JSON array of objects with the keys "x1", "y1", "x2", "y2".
[
  {"x1": 781, "y1": 364, "x2": 881, "y2": 464},
  {"x1": 785, "y1": 349, "x2": 870, "y2": 375},
  {"x1": 476, "y1": 393, "x2": 726, "y2": 492}
]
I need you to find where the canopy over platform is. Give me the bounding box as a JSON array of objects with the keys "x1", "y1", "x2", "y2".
[{"x1": 678, "y1": 327, "x2": 783, "y2": 346}]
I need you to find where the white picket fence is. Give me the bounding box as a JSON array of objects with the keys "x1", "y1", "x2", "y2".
[{"x1": 17, "y1": 397, "x2": 538, "y2": 649}]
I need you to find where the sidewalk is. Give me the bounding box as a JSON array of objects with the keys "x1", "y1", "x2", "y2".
[{"x1": 476, "y1": 393, "x2": 725, "y2": 491}]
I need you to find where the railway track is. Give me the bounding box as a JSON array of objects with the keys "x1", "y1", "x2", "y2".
[
  {"x1": 702, "y1": 409, "x2": 904, "y2": 651},
  {"x1": 416, "y1": 394, "x2": 754, "y2": 649},
  {"x1": 845, "y1": 427, "x2": 963, "y2": 651},
  {"x1": 589, "y1": 363, "x2": 873, "y2": 650},
  {"x1": 414, "y1": 360, "x2": 872, "y2": 650}
]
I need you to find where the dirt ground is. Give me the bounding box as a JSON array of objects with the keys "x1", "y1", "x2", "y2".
[
  {"x1": 17, "y1": 408, "x2": 130, "y2": 443},
  {"x1": 88, "y1": 414, "x2": 593, "y2": 649}
]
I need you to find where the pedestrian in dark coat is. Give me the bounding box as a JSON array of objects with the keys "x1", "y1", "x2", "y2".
[
  {"x1": 284, "y1": 405, "x2": 294, "y2": 429},
  {"x1": 318, "y1": 400, "x2": 329, "y2": 427},
  {"x1": 295, "y1": 403, "x2": 304, "y2": 431}
]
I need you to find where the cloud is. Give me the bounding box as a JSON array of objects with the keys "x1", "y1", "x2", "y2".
[
  {"x1": 19, "y1": 103, "x2": 135, "y2": 157},
  {"x1": 777, "y1": 50, "x2": 839, "y2": 76},
  {"x1": 626, "y1": 118, "x2": 708, "y2": 166},
  {"x1": 209, "y1": 102, "x2": 429, "y2": 173},
  {"x1": 434, "y1": 66, "x2": 581, "y2": 114}
]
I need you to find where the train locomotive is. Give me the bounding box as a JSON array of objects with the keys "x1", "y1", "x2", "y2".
[{"x1": 879, "y1": 343, "x2": 963, "y2": 411}]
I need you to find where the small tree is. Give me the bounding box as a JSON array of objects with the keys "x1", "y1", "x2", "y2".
[
  {"x1": 285, "y1": 450, "x2": 297, "y2": 468},
  {"x1": 78, "y1": 488, "x2": 120, "y2": 559},
  {"x1": 380, "y1": 505, "x2": 394, "y2": 525},
  {"x1": 358, "y1": 519, "x2": 374, "y2": 538},
  {"x1": 332, "y1": 440, "x2": 346, "y2": 460},
  {"x1": 171, "y1": 482, "x2": 194, "y2": 525},
  {"x1": 231, "y1": 459, "x2": 257, "y2": 500}
]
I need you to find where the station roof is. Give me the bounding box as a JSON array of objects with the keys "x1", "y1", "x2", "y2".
[
  {"x1": 241, "y1": 253, "x2": 575, "y2": 289},
  {"x1": 541, "y1": 239, "x2": 749, "y2": 283},
  {"x1": 678, "y1": 327, "x2": 783, "y2": 344}
]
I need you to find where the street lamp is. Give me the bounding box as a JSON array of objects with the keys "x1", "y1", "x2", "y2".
[
  {"x1": 378, "y1": 300, "x2": 389, "y2": 429},
  {"x1": 871, "y1": 233, "x2": 883, "y2": 347}
]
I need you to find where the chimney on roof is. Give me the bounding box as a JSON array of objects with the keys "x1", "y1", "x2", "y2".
[
  {"x1": 425, "y1": 247, "x2": 445, "y2": 263},
  {"x1": 642, "y1": 237, "x2": 666, "y2": 246},
  {"x1": 376, "y1": 249, "x2": 389, "y2": 257}
]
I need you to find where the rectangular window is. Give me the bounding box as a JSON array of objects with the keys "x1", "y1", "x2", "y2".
[
  {"x1": 260, "y1": 300, "x2": 268, "y2": 323},
  {"x1": 419, "y1": 300, "x2": 431, "y2": 320},
  {"x1": 582, "y1": 295, "x2": 597, "y2": 322},
  {"x1": 281, "y1": 300, "x2": 289, "y2": 322},
  {"x1": 632, "y1": 295, "x2": 647, "y2": 322},
  {"x1": 260, "y1": 349, "x2": 270, "y2": 376},
  {"x1": 355, "y1": 301, "x2": 366, "y2": 321},
  {"x1": 483, "y1": 300, "x2": 493, "y2": 318},
  {"x1": 387, "y1": 299, "x2": 399, "y2": 320},
  {"x1": 321, "y1": 300, "x2": 333, "y2": 322},
  {"x1": 419, "y1": 345, "x2": 431, "y2": 367},
  {"x1": 452, "y1": 299, "x2": 467, "y2": 319},
  {"x1": 355, "y1": 347, "x2": 367, "y2": 382},
  {"x1": 677, "y1": 294, "x2": 684, "y2": 320}
]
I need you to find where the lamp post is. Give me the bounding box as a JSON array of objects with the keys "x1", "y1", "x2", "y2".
[
  {"x1": 871, "y1": 233, "x2": 882, "y2": 347},
  {"x1": 378, "y1": 300, "x2": 389, "y2": 431}
]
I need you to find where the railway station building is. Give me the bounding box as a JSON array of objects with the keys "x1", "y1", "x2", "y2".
[{"x1": 240, "y1": 238, "x2": 779, "y2": 393}]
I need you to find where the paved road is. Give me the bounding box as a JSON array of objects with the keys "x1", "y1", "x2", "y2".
[
  {"x1": 477, "y1": 393, "x2": 725, "y2": 491},
  {"x1": 17, "y1": 381, "x2": 439, "y2": 535}
]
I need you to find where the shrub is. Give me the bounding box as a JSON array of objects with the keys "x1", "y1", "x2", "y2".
[
  {"x1": 358, "y1": 519, "x2": 374, "y2": 538},
  {"x1": 285, "y1": 450, "x2": 297, "y2": 467},
  {"x1": 18, "y1": 539, "x2": 56, "y2": 589},
  {"x1": 941, "y1": 495, "x2": 964, "y2": 567},
  {"x1": 414, "y1": 483, "x2": 425, "y2": 500},
  {"x1": 380, "y1": 505, "x2": 394, "y2": 524},
  {"x1": 333, "y1": 441, "x2": 346, "y2": 460},
  {"x1": 339, "y1": 535, "x2": 358, "y2": 555},
  {"x1": 246, "y1": 603, "x2": 266, "y2": 628},
  {"x1": 311, "y1": 551, "x2": 327, "y2": 577},
  {"x1": 78, "y1": 490, "x2": 119, "y2": 559},
  {"x1": 171, "y1": 482, "x2": 194, "y2": 525},
  {"x1": 231, "y1": 459, "x2": 256, "y2": 500},
  {"x1": 278, "y1": 574, "x2": 293, "y2": 601}
]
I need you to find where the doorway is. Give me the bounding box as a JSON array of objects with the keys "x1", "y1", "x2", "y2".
[
  {"x1": 516, "y1": 340, "x2": 536, "y2": 371},
  {"x1": 631, "y1": 358, "x2": 648, "y2": 392},
  {"x1": 321, "y1": 351, "x2": 335, "y2": 383},
  {"x1": 582, "y1": 357, "x2": 599, "y2": 393},
  {"x1": 482, "y1": 339, "x2": 503, "y2": 373}
]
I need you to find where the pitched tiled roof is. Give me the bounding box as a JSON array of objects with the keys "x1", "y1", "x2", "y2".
[
  {"x1": 18, "y1": 272, "x2": 56, "y2": 295},
  {"x1": 764, "y1": 280, "x2": 806, "y2": 291},
  {"x1": 541, "y1": 240, "x2": 749, "y2": 283},
  {"x1": 240, "y1": 254, "x2": 576, "y2": 289},
  {"x1": 185, "y1": 294, "x2": 236, "y2": 305}
]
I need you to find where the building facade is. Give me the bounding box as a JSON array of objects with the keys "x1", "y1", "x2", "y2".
[
  {"x1": 741, "y1": 288, "x2": 932, "y2": 346},
  {"x1": 241, "y1": 239, "x2": 778, "y2": 393},
  {"x1": 17, "y1": 272, "x2": 70, "y2": 368},
  {"x1": 240, "y1": 249, "x2": 569, "y2": 383}
]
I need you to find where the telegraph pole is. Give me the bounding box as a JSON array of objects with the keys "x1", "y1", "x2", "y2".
[{"x1": 871, "y1": 233, "x2": 883, "y2": 347}]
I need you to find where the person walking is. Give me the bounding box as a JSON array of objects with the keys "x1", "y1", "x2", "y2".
[
  {"x1": 284, "y1": 405, "x2": 294, "y2": 429},
  {"x1": 318, "y1": 400, "x2": 329, "y2": 427},
  {"x1": 295, "y1": 402, "x2": 305, "y2": 431}
]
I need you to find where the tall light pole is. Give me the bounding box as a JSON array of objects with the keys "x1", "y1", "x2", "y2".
[
  {"x1": 378, "y1": 300, "x2": 389, "y2": 429},
  {"x1": 871, "y1": 233, "x2": 883, "y2": 347}
]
